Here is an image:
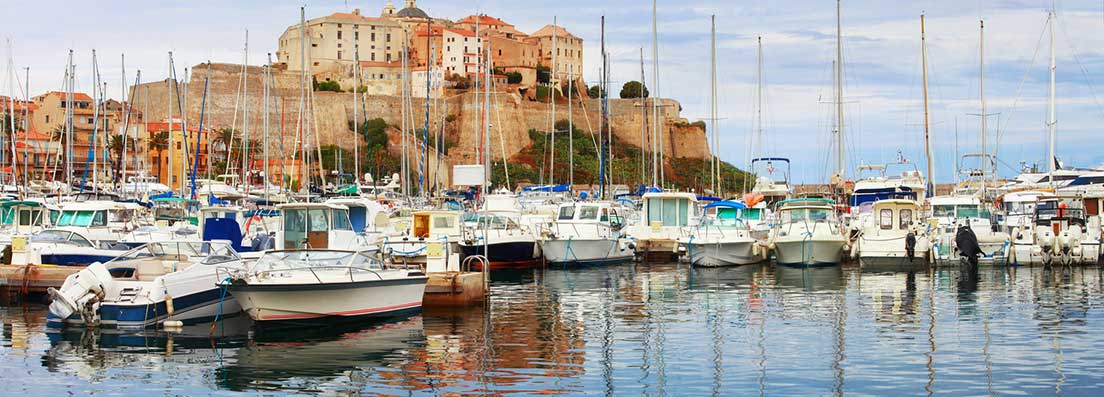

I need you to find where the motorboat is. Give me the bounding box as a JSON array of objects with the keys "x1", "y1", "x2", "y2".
[
  {"x1": 680, "y1": 200, "x2": 765, "y2": 267},
  {"x1": 853, "y1": 198, "x2": 931, "y2": 268},
  {"x1": 459, "y1": 213, "x2": 541, "y2": 269},
  {"x1": 629, "y1": 191, "x2": 699, "y2": 260},
  {"x1": 276, "y1": 202, "x2": 376, "y2": 251},
  {"x1": 46, "y1": 241, "x2": 243, "y2": 328},
  {"x1": 766, "y1": 198, "x2": 848, "y2": 266},
  {"x1": 538, "y1": 201, "x2": 633, "y2": 265},
  {"x1": 0, "y1": 200, "x2": 54, "y2": 250},
  {"x1": 224, "y1": 249, "x2": 427, "y2": 325},
  {"x1": 459, "y1": 192, "x2": 541, "y2": 269},
  {"x1": 996, "y1": 190, "x2": 1055, "y2": 233},
  {"x1": 1008, "y1": 195, "x2": 1101, "y2": 265},
  {"x1": 928, "y1": 194, "x2": 1010, "y2": 265}
]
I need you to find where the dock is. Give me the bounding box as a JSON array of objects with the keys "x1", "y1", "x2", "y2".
[{"x1": 0, "y1": 264, "x2": 79, "y2": 302}]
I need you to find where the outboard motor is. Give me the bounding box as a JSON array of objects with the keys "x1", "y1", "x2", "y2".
[{"x1": 47, "y1": 262, "x2": 113, "y2": 325}]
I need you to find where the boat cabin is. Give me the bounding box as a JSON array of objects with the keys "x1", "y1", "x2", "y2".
[
  {"x1": 0, "y1": 201, "x2": 50, "y2": 234},
  {"x1": 1033, "y1": 197, "x2": 1086, "y2": 230},
  {"x1": 277, "y1": 203, "x2": 357, "y2": 250},
  {"x1": 775, "y1": 198, "x2": 839, "y2": 224},
  {"x1": 410, "y1": 210, "x2": 461, "y2": 239},
  {"x1": 868, "y1": 199, "x2": 921, "y2": 236},
  {"x1": 640, "y1": 192, "x2": 698, "y2": 229},
  {"x1": 702, "y1": 200, "x2": 748, "y2": 228},
  {"x1": 326, "y1": 198, "x2": 390, "y2": 234}
]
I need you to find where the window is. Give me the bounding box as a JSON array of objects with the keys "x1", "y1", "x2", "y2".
[
  {"x1": 332, "y1": 210, "x2": 352, "y2": 230},
  {"x1": 308, "y1": 209, "x2": 329, "y2": 232},
  {"x1": 337, "y1": 51, "x2": 342, "y2": 60},
  {"x1": 600, "y1": 208, "x2": 609, "y2": 222},
  {"x1": 386, "y1": 33, "x2": 391, "y2": 42},
  {"x1": 68, "y1": 233, "x2": 93, "y2": 248},
  {"x1": 337, "y1": 30, "x2": 342, "y2": 39},
  {"x1": 433, "y1": 215, "x2": 455, "y2": 229},
  {"x1": 933, "y1": 205, "x2": 954, "y2": 218},
  {"x1": 879, "y1": 209, "x2": 893, "y2": 230},
  {"x1": 371, "y1": 32, "x2": 376, "y2": 41},
  {"x1": 354, "y1": 31, "x2": 359, "y2": 40},
  {"x1": 899, "y1": 209, "x2": 913, "y2": 230},
  {"x1": 558, "y1": 205, "x2": 575, "y2": 220},
  {"x1": 579, "y1": 206, "x2": 599, "y2": 220},
  {"x1": 91, "y1": 210, "x2": 107, "y2": 226}
]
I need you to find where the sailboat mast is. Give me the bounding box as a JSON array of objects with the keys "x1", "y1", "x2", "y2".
[
  {"x1": 550, "y1": 15, "x2": 558, "y2": 186},
  {"x1": 353, "y1": 43, "x2": 360, "y2": 186},
  {"x1": 598, "y1": 15, "x2": 604, "y2": 198},
  {"x1": 979, "y1": 19, "x2": 987, "y2": 195},
  {"x1": 242, "y1": 30, "x2": 250, "y2": 194},
  {"x1": 651, "y1": 0, "x2": 660, "y2": 188},
  {"x1": 264, "y1": 54, "x2": 271, "y2": 201},
  {"x1": 1047, "y1": 9, "x2": 1056, "y2": 188},
  {"x1": 568, "y1": 63, "x2": 574, "y2": 187},
  {"x1": 835, "y1": 0, "x2": 845, "y2": 179},
  {"x1": 710, "y1": 15, "x2": 717, "y2": 194},
  {"x1": 639, "y1": 47, "x2": 646, "y2": 188},
  {"x1": 921, "y1": 14, "x2": 934, "y2": 195}
]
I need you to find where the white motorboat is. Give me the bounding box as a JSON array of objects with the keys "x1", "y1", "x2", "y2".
[
  {"x1": 996, "y1": 190, "x2": 1054, "y2": 233},
  {"x1": 459, "y1": 192, "x2": 541, "y2": 269},
  {"x1": 628, "y1": 191, "x2": 699, "y2": 260},
  {"x1": 1008, "y1": 195, "x2": 1102, "y2": 266},
  {"x1": 539, "y1": 201, "x2": 633, "y2": 265},
  {"x1": 854, "y1": 198, "x2": 931, "y2": 268},
  {"x1": 929, "y1": 194, "x2": 1010, "y2": 265},
  {"x1": 46, "y1": 241, "x2": 243, "y2": 328},
  {"x1": 767, "y1": 198, "x2": 848, "y2": 266},
  {"x1": 681, "y1": 200, "x2": 765, "y2": 267},
  {"x1": 225, "y1": 249, "x2": 427, "y2": 324}
]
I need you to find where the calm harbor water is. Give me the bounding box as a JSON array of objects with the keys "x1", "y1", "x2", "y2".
[{"x1": 3, "y1": 263, "x2": 1104, "y2": 396}]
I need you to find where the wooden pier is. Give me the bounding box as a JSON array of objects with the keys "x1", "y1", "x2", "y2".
[{"x1": 0, "y1": 264, "x2": 79, "y2": 302}]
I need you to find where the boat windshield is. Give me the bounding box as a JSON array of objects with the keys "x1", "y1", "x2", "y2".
[
  {"x1": 780, "y1": 208, "x2": 832, "y2": 223},
  {"x1": 251, "y1": 250, "x2": 383, "y2": 273},
  {"x1": 558, "y1": 205, "x2": 576, "y2": 220},
  {"x1": 56, "y1": 210, "x2": 107, "y2": 227},
  {"x1": 105, "y1": 242, "x2": 240, "y2": 266}
]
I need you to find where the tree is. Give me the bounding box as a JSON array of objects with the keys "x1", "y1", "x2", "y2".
[
  {"x1": 313, "y1": 79, "x2": 342, "y2": 92},
  {"x1": 620, "y1": 81, "x2": 649, "y2": 99},
  {"x1": 587, "y1": 85, "x2": 603, "y2": 98},
  {"x1": 359, "y1": 118, "x2": 390, "y2": 150},
  {"x1": 536, "y1": 64, "x2": 551, "y2": 84},
  {"x1": 505, "y1": 71, "x2": 523, "y2": 84},
  {"x1": 148, "y1": 132, "x2": 169, "y2": 183}
]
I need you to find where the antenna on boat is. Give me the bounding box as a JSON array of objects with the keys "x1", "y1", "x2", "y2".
[{"x1": 1047, "y1": 7, "x2": 1057, "y2": 189}]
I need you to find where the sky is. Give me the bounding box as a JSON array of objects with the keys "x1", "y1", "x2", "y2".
[{"x1": 4, "y1": 0, "x2": 1104, "y2": 184}]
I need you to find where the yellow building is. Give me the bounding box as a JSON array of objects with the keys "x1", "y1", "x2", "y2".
[
  {"x1": 277, "y1": 8, "x2": 404, "y2": 74},
  {"x1": 145, "y1": 120, "x2": 211, "y2": 190},
  {"x1": 527, "y1": 25, "x2": 584, "y2": 88}
]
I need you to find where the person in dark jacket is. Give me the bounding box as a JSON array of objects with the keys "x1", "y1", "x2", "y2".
[{"x1": 955, "y1": 224, "x2": 984, "y2": 267}]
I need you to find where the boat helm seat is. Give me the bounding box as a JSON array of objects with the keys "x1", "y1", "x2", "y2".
[{"x1": 135, "y1": 260, "x2": 168, "y2": 281}]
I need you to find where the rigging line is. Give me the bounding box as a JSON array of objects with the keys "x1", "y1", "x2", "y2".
[
  {"x1": 1057, "y1": 17, "x2": 1104, "y2": 120},
  {"x1": 995, "y1": 18, "x2": 1048, "y2": 148}
]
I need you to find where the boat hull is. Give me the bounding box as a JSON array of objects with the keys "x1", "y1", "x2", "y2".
[
  {"x1": 685, "y1": 240, "x2": 762, "y2": 267},
  {"x1": 459, "y1": 240, "x2": 541, "y2": 270},
  {"x1": 773, "y1": 238, "x2": 845, "y2": 266},
  {"x1": 540, "y1": 238, "x2": 633, "y2": 265},
  {"x1": 231, "y1": 277, "x2": 427, "y2": 324}
]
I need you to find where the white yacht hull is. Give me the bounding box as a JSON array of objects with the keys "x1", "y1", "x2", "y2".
[
  {"x1": 858, "y1": 235, "x2": 931, "y2": 268},
  {"x1": 232, "y1": 276, "x2": 427, "y2": 323},
  {"x1": 773, "y1": 237, "x2": 845, "y2": 266},
  {"x1": 685, "y1": 240, "x2": 762, "y2": 267},
  {"x1": 540, "y1": 237, "x2": 633, "y2": 265}
]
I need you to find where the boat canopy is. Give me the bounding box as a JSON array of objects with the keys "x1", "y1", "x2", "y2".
[
  {"x1": 522, "y1": 184, "x2": 571, "y2": 192},
  {"x1": 704, "y1": 200, "x2": 747, "y2": 210}
]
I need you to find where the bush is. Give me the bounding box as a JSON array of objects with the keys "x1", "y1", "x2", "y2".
[
  {"x1": 619, "y1": 81, "x2": 648, "y2": 99},
  {"x1": 506, "y1": 71, "x2": 523, "y2": 84},
  {"x1": 445, "y1": 114, "x2": 458, "y2": 123},
  {"x1": 359, "y1": 118, "x2": 390, "y2": 150},
  {"x1": 314, "y1": 80, "x2": 342, "y2": 92},
  {"x1": 587, "y1": 85, "x2": 603, "y2": 98}
]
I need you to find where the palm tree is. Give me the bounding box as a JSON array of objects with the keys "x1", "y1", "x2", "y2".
[
  {"x1": 108, "y1": 134, "x2": 125, "y2": 183},
  {"x1": 148, "y1": 132, "x2": 169, "y2": 183},
  {"x1": 213, "y1": 128, "x2": 235, "y2": 172}
]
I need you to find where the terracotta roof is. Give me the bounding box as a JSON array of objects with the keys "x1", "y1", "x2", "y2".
[
  {"x1": 444, "y1": 28, "x2": 478, "y2": 38},
  {"x1": 41, "y1": 91, "x2": 93, "y2": 102},
  {"x1": 456, "y1": 15, "x2": 512, "y2": 27},
  {"x1": 415, "y1": 25, "x2": 444, "y2": 37},
  {"x1": 0, "y1": 96, "x2": 38, "y2": 112},
  {"x1": 531, "y1": 25, "x2": 579, "y2": 39},
  {"x1": 15, "y1": 130, "x2": 50, "y2": 141}
]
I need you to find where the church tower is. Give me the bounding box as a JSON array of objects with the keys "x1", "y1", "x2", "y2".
[{"x1": 381, "y1": 0, "x2": 395, "y2": 16}]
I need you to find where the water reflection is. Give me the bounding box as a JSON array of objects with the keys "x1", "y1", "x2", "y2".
[{"x1": 3, "y1": 264, "x2": 1104, "y2": 395}]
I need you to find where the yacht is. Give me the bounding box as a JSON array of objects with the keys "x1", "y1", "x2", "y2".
[
  {"x1": 459, "y1": 192, "x2": 541, "y2": 269},
  {"x1": 539, "y1": 201, "x2": 633, "y2": 265},
  {"x1": 224, "y1": 249, "x2": 427, "y2": 325},
  {"x1": 854, "y1": 198, "x2": 931, "y2": 268},
  {"x1": 766, "y1": 198, "x2": 848, "y2": 266},
  {"x1": 680, "y1": 200, "x2": 765, "y2": 267},
  {"x1": 996, "y1": 190, "x2": 1054, "y2": 233},
  {"x1": 46, "y1": 241, "x2": 243, "y2": 328}
]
